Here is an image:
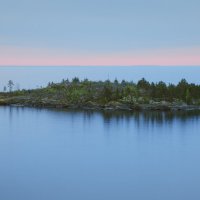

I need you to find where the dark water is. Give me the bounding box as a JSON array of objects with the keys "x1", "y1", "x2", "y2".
[{"x1": 0, "y1": 106, "x2": 200, "y2": 200}]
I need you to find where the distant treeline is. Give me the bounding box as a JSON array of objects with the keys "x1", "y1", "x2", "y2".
[
  {"x1": 1, "y1": 77, "x2": 200, "y2": 107},
  {"x1": 42, "y1": 77, "x2": 200, "y2": 105}
]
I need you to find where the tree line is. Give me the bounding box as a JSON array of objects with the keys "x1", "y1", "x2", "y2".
[
  {"x1": 3, "y1": 78, "x2": 200, "y2": 105},
  {"x1": 47, "y1": 77, "x2": 200, "y2": 104}
]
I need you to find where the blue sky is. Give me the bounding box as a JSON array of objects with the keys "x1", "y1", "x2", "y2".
[{"x1": 0, "y1": 0, "x2": 200, "y2": 65}]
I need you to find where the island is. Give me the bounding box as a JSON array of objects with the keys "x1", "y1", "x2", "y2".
[{"x1": 1, "y1": 78, "x2": 200, "y2": 111}]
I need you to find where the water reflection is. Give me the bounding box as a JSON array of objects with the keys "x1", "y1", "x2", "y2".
[
  {"x1": 99, "y1": 110, "x2": 200, "y2": 124},
  {"x1": 1, "y1": 106, "x2": 200, "y2": 200},
  {"x1": 49, "y1": 108, "x2": 200, "y2": 134},
  {"x1": 4, "y1": 106, "x2": 200, "y2": 126}
]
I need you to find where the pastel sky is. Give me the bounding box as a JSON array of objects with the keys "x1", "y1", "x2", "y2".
[{"x1": 0, "y1": 0, "x2": 200, "y2": 66}]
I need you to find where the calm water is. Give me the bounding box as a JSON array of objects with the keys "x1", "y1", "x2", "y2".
[
  {"x1": 0, "y1": 106, "x2": 200, "y2": 200},
  {"x1": 1, "y1": 66, "x2": 200, "y2": 90}
]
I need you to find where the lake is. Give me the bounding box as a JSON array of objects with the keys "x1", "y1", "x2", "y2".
[{"x1": 0, "y1": 106, "x2": 200, "y2": 200}]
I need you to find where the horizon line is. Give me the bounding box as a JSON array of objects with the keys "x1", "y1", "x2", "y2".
[{"x1": 1, "y1": 65, "x2": 200, "y2": 67}]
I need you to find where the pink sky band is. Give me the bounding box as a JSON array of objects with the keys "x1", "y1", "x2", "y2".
[{"x1": 0, "y1": 46, "x2": 200, "y2": 66}]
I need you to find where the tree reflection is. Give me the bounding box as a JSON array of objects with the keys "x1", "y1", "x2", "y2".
[{"x1": 100, "y1": 110, "x2": 200, "y2": 126}]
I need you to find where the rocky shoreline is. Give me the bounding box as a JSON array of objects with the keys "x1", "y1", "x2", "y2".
[
  {"x1": 1, "y1": 97, "x2": 200, "y2": 111},
  {"x1": 1, "y1": 78, "x2": 200, "y2": 112}
]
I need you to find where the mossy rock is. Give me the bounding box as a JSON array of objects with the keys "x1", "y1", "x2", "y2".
[{"x1": 0, "y1": 99, "x2": 8, "y2": 105}]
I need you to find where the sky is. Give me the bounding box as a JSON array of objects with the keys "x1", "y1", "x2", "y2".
[
  {"x1": 1, "y1": 66, "x2": 200, "y2": 90},
  {"x1": 0, "y1": 0, "x2": 200, "y2": 66}
]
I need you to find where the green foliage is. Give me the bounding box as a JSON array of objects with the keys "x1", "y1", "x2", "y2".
[
  {"x1": 185, "y1": 89, "x2": 191, "y2": 104},
  {"x1": 101, "y1": 84, "x2": 113, "y2": 103},
  {"x1": 137, "y1": 78, "x2": 150, "y2": 90},
  {"x1": 123, "y1": 85, "x2": 138, "y2": 97},
  {"x1": 2, "y1": 77, "x2": 200, "y2": 106},
  {"x1": 72, "y1": 77, "x2": 80, "y2": 84}
]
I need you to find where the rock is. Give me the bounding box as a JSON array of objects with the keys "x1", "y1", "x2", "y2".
[
  {"x1": 0, "y1": 99, "x2": 8, "y2": 105},
  {"x1": 104, "y1": 101, "x2": 132, "y2": 110}
]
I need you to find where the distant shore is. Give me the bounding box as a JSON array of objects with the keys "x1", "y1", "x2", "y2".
[
  {"x1": 1, "y1": 100, "x2": 200, "y2": 112},
  {"x1": 1, "y1": 78, "x2": 200, "y2": 111}
]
